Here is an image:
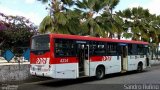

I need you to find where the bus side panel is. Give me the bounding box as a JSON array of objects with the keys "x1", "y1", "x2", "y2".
[
  {"x1": 127, "y1": 55, "x2": 146, "y2": 71},
  {"x1": 140, "y1": 55, "x2": 147, "y2": 69},
  {"x1": 54, "y1": 63, "x2": 78, "y2": 79},
  {"x1": 127, "y1": 55, "x2": 138, "y2": 71},
  {"x1": 89, "y1": 56, "x2": 121, "y2": 76},
  {"x1": 105, "y1": 56, "x2": 121, "y2": 74}
]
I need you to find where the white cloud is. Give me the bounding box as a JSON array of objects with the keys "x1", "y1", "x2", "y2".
[
  {"x1": 25, "y1": 0, "x2": 36, "y2": 4},
  {"x1": 0, "y1": 5, "x2": 41, "y2": 25},
  {"x1": 144, "y1": 0, "x2": 160, "y2": 15},
  {"x1": 128, "y1": 0, "x2": 160, "y2": 15}
]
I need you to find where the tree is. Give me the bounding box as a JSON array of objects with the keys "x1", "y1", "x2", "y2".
[
  {"x1": 116, "y1": 7, "x2": 152, "y2": 41},
  {"x1": 38, "y1": 0, "x2": 83, "y2": 35},
  {"x1": 38, "y1": 0, "x2": 120, "y2": 37},
  {"x1": 76, "y1": 0, "x2": 120, "y2": 37},
  {"x1": 39, "y1": 15, "x2": 53, "y2": 34},
  {"x1": 103, "y1": 0, "x2": 121, "y2": 38},
  {"x1": 0, "y1": 12, "x2": 37, "y2": 54},
  {"x1": 117, "y1": 7, "x2": 160, "y2": 59},
  {"x1": 76, "y1": 0, "x2": 103, "y2": 36}
]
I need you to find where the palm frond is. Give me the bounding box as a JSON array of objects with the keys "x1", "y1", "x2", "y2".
[
  {"x1": 55, "y1": 12, "x2": 67, "y2": 25},
  {"x1": 39, "y1": 16, "x2": 53, "y2": 33}
]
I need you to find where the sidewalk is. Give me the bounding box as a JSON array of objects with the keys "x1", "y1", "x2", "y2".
[
  {"x1": 0, "y1": 57, "x2": 29, "y2": 65},
  {"x1": 150, "y1": 59, "x2": 160, "y2": 66}
]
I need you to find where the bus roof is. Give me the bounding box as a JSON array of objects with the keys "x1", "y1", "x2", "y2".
[{"x1": 50, "y1": 34, "x2": 149, "y2": 45}]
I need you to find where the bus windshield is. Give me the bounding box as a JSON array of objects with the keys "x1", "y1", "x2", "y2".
[{"x1": 31, "y1": 35, "x2": 50, "y2": 51}]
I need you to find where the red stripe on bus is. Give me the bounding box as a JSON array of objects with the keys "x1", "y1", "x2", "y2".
[
  {"x1": 52, "y1": 34, "x2": 148, "y2": 45},
  {"x1": 50, "y1": 57, "x2": 78, "y2": 64},
  {"x1": 30, "y1": 52, "x2": 50, "y2": 64},
  {"x1": 30, "y1": 53, "x2": 112, "y2": 64},
  {"x1": 90, "y1": 56, "x2": 112, "y2": 62},
  {"x1": 90, "y1": 56, "x2": 103, "y2": 62}
]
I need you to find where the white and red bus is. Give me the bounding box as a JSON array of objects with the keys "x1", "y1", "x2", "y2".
[{"x1": 30, "y1": 34, "x2": 150, "y2": 79}]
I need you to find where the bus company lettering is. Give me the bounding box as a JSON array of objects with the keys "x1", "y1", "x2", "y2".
[
  {"x1": 102, "y1": 56, "x2": 112, "y2": 61},
  {"x1": 36, "y1": 58, "x2": 49, "y2": 64}
]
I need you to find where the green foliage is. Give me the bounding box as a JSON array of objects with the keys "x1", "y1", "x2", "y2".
[
  {"x1": 0, "y1": 13, "x2": 37, "y2": 52},
  {"x1": 116, "y1": 7, "x2": 160, "y2": 44},
  {"x1": 39, "y1": 16, "x2": 53, "y2": 33},
  {"x1": 37, "y1": 0, "x2": 120, "y2": 37},
  {"x1": 55, "y1": 12, "x2": 67, "y2": 25},
  {"x1": 37, "y1": 0, "x2": 160, "y2": 46}
]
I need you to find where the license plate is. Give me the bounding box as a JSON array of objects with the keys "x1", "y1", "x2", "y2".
[{"x1": 37, "y1": 67, "x2": 41, "y2": 71}]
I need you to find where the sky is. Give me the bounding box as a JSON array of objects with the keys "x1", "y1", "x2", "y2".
[
  {"x1": 114, "y1": 0, "x2": 160, "y2": 15},
  {"x1": 0, "y1": 0, "x2": 48, "y2": 25},
  {"x1": 1, "y1": 0, "x2": 160, "y2": 26}
]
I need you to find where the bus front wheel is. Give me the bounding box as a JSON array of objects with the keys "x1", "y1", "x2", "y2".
[{"x1": 96, "y1": 66, "x2": 105, "y2": 80}]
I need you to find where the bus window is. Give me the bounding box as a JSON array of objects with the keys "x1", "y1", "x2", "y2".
[
  {"x1": 128, "y1": 44, "x2": 133, "y2": 55},
  {"x1": 128, "y1": 44, "x2": 138, "y2": 55},
  {"x1": 55, "y1": 39, "x2": 75, "y2": 57},
  {"x1": 137, "y1": 44, "x2": 145, "y2": 55},
  {"x1": 107, "y1": 43, "x2": 118, "y2": 56},
  {"x1": 92, "y1": 42, "x2": 106, "y2": 56},
  {"x1": 31, "y1": 35, "x2": 50, "y2": 51},
  {"x1": 128, "y1": 44, "x2": 137, "y2": 55}
]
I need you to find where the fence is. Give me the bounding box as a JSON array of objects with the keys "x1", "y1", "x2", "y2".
[{"x1": 0, "y1": 48, "x2": 30, "y2": 63}]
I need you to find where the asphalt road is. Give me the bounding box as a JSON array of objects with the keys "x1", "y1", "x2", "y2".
[{"x1": 4, "y1": 65, "x2": 160, "y2": 90}]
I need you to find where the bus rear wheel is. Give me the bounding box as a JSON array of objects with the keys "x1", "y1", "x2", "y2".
[
  {"x1": 96, "y1": 66, "x2": 105, "y2": 80},
  {"x1": 137, "y1": 63, "x2": 143, "y2": 72}
]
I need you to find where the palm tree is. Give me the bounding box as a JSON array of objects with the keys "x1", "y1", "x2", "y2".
[
  {"x1": 75, "y1": 0, "x2": 104, "y2": 36},
  {"x1": 39, "y1": 15, "x2": 53, "y2": 34},
  {"x1": 117, "y1": 7, "x2": 160, "y2": 59},
  {"x1": 99, "y1": 0, "x2": 120, "y2": 38},
  {"x1": 38, "y1": 0, "x2": 121, "y2": 37},
  {"x1": 117, "y1": 7, "x2": 152, "y2": 41},
  {"x1": 37, "y1": 0, "x2": 81, "y2": 34},
  {"x1": 149, "y1": 15, "x2": 160, "y2": 59},
  {"x1": 112, "y1": 14, "x2": 124, "y2": 39},
  {"x1": 96, "y1": 11, "x2": 123, "y2": 39},
  {"x1": 75, "y1": 0, "x2": 120, "y2": 37}
]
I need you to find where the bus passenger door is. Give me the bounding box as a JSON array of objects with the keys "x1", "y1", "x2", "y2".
[
  {"x1": 84, "y1": 45, "x2": 90, "y2": 76},
  {"x1": 77, "y1": 44, "x2": 90, "y2": 77},
  {"x1": 120, "y1": 45, "x2": 128, "y2": 71}
]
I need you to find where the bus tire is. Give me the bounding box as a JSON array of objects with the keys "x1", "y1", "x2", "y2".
[
  {"x1": 137, "y1": 62, "x2": 143, "y2": 72},
  {"x1": 96, "y1": 66, "x2": 105, "y2": 80}
]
